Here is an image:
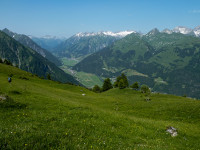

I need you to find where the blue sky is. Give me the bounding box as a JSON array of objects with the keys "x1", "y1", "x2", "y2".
[{"x1": 0, "y1": 0, "x2": 200, "y2": 37}]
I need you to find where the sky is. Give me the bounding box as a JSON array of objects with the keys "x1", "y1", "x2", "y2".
[{"x1": 0, "y1": 0, "x2": 200, "y2": 37}]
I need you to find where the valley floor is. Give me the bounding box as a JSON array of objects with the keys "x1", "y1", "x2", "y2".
[{"x1": 0, "y1": 64, "x2": 200, "y2": 149}]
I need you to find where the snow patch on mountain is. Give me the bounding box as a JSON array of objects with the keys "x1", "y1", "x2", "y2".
[
  {"x1": 173, "y1": 26, "x2": 193, "y2": 35},
  {"x1": 102, "y1": 31, "x2": 136, "y2": 37},
  {"x1": 161, "y1": 26, "x2": 200, "y2": 37},
  {"x1": 75, "y1": 31, "x2": 135, "y2": 38},
  {"x1": 162, "y1": 29, "x2": 173, "y2": 34},
  {"x1": 194, "y1": 26, "x2": 200, "y2": 37}
]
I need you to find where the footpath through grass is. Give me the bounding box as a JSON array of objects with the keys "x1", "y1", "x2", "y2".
[{"x1": 0, "y1": 64, "x2": 200, "y2": 149}]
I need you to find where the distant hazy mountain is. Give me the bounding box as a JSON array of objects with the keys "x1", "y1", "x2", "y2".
[
  {"x1": 54, "y1": 31, "x2": 135, "y2": 59},
  {"x1": 73, "y1": 29, "x2": 200, "y2": 98},
  {"x1": 30, "y1": 35, "x2": 66, "y2": 52},
  {"x1": 162, "y1": 26, "x2": 200, "y2": 37},
  {"x1": 0, "y1": 30, "x2": 80, "y2": 84},
  {"x1": 2, "y1": 28, "x2": 61, "y2": 66}
]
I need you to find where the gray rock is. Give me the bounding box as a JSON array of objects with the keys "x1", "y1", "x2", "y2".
[{"x1": 166, "y1": 126, "x2": 178, "y2": 137}]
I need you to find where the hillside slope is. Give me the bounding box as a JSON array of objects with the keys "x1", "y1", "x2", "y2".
[
  {"x1": 0, "y1": 63, "x2": 200, "y2": 149},
  {"x1": 73, "y1": 31, "x2": 200, "y2": 98},
  {"x1": 0, "y1": 31, "x2": 79, "y2": 84},
  {"x1": 2, "y1": 28, "x2": 61, "y2": 66}
]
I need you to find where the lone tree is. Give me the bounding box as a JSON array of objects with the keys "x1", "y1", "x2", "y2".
[
  {"x1": 131, "y1": 82, "x2": 139, "y2": 90},
  {"x1": 47, "y1": 73, "x2": 51, "y2": 80},
  {"x1": 114, "y1": 73, "x2": 129, "y2": 89},
  {"x1": 140, "y1": 84, "x2": 150, "y2": 94},
  {"x1": 102, "y1": 78, "x2": 113, "y2": 91},
  {"x1": 92, "y1": 85, "x2": 101, "y2": 93}
]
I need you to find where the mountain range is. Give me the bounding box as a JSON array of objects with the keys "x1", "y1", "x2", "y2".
[
  {"x1": 162, "y1": 26, "x2": 200, "y2": 37},
  {"x1": 53, "y1": 31, "x2": 134, "y2": 59},
  {"x1": 73, "y1": 28, "x2": 200, "y2": 98},
  {"x1": 0, "y1": 30, "x2": 79, "y2": 84},
  {"x1": 1, "y1": 26, "x2": 200, "y2": 98}
]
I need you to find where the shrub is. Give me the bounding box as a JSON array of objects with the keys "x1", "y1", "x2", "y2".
[
  {"x1": 140, "y1": 84, "x2": 151, "y2": 94},
  {"x1": 92, "y1": 85, "x2": 101, "y2": 93},
  {"x1": 130, "y1": 82, "x2": 139, "y2": 90}
]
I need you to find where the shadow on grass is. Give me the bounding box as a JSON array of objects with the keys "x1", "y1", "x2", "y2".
[
  {"x1": 9, "y1": 90, "x2": 22, "y2": 95},
  {"x1": 0, "y1": 95, "x2": 26, "y2": 109}
]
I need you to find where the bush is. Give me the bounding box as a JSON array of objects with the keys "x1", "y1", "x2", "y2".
[
  {"x1": 130, "y1": 82, "x2": 139, "y2": 90},
  {"x1": 3, "y1": 59, "x2": 12, "y2": 66},
  {"x1": 92, "y1": 85, "x2": 101, "y2": 93},
  {"x1": 140, "y1": 84, "x2": 151, "y2": 94}
]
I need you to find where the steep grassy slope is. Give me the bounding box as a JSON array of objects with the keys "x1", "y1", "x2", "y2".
[
  {"x1": 0, "y1": 63, "x2": 200, "y2": 149},
  {"x1": 0, "y1": 31, "x2": 79, "y2": 84}
]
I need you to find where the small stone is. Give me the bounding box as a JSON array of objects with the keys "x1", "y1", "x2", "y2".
[{"x1": 166, "y1": 126, "x2": 178, "y2": 137}]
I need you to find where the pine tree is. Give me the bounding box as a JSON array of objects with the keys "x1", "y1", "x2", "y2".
[
  {"x1": 121, "y1": 73, "x2": 129, "y2": 87},
  {"x1": 118, "y1": 79, "x2": 126, "y2": 89},
  {"x1": 47, "y1": 73, "x2": 51, "y2": 80},
  {"x1": 102, "y1": 78, "x2": 113, "y2": 91},
  {"x1": 114, "y1": 73, "x2": 129, "y2": 88}
]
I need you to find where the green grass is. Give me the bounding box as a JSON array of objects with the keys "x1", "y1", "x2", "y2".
[
  {"x1": 60, "y1": 57, "x2": 103, "y2": 88},
  {"x1": 60, "y1": 57, "x2": 79, "y2": 67},
  {"x1": 0, "y1": 63, "x2": 200, "y2": 149},
  {"x1": 75, "y1": 72, "x2": 103, "y2": 88}
]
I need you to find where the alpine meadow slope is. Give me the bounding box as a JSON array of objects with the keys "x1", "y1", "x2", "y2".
[
  {"x1": 0, "y1": 31, "x2": 79, "y2": 84},
  {"x1": 0, "y1": 63, "x2": 200, "y2": 149},
  {"x1": 73, "y1": 30, "x2": 200, "y2": 98}
]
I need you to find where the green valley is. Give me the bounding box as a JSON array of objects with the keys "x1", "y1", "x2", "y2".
[{"x1": 73, "y1": 31, "x2": 200, "y2": 99}]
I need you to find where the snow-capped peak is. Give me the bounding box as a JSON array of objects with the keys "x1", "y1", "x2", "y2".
[
  {"x1": 102, "y1": 31, "x2": 136, "y2": 37},
  {"x1": 162, "y1": 29, "x2": 173, "y2": 34},
  {"x1": 173, "y1": 26, "x2": 193, "y2": 35},
  {"x1": 194, "y1": 26, "x2": 200, "y2": 37},
  {"x1": 75, "y1": 31, "x2": 136, "y2": 38},
  {"x1": 75, "y1": 32, "x2": 97, "y2": 37}
]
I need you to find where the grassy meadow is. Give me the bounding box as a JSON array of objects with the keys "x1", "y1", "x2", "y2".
[{"x1": 0, "y1": 63, "x2": 200, "y2": 149}]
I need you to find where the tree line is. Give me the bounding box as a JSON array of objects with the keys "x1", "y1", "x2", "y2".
[{"x1": 92, "y1": 73, "x2": 150, "y2": 94}]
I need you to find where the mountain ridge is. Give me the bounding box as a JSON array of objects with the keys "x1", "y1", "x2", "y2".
[
  {"x1": 73, "y1": 30, "x2": 200, "y2": 98},
  {"x1": 0, "y1": 30, "x2": 80, "y2": 84},
  {"x1": 2, "y1": 28, "x2": 61, "y2": 66}
]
